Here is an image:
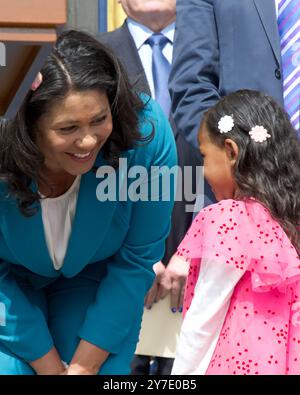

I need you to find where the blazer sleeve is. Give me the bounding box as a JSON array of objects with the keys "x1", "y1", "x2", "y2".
[
  {"x1": 0, "y1": 261, "x2": 54, "y2": 362},
  {"x1": 169, "y1": 0, "x2": 221, "y2": 149},
  {"x1": 78, "y1": 100, "x2": 178, "y2": 353}
]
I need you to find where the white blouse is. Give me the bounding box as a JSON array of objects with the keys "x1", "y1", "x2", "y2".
[
  {"x1": 171, "y1": 257, "x2": 245, "y2": 375},
  {"x1": 39, "y1": 176, "x2": 81, "y2": 270}
]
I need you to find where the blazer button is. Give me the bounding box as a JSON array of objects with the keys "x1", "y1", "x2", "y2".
[{"x1": 275, "y1": 68, "x2": 281, "y2": 80}]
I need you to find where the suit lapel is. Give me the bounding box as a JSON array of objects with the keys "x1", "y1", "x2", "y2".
[
  {"x1": 253, "y1": 0, "x2": 281, "y2": 66},
  {"x1": 117, "y1": 22, "x2": 177, "y2": 135},
  {"x1": 115, "y1": 22, "x2": 151, "y2": 96}
]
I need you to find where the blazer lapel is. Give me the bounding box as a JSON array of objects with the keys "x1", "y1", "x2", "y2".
[
  {"x1": 1, "y1": 151, "x2": 132, "y2": 279},
  {"x1": 253, "y1": 0, "x2": 281, "y2": 66},
  {"x1": 61, "y1": 151, "x2": 132, "y2": 277},
  {"x1": 1, "y1": 193, "x2": 59, "y2": 277}
]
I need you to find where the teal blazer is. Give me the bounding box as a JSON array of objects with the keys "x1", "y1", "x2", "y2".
[{"x1": 0, "y1": 98, "x2": 177, "y2": 363}]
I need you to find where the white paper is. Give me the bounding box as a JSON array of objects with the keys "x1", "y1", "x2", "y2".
[{"x1": 135, "y1": 294, "x2": 183, "y2": 358}]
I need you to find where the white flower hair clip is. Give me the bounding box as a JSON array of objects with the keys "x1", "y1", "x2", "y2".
[
  {"x1": 218, "y1": 115, "x2": 234, "y2": 134},
  {"x1": 249, "y1": 125, "x2": 271, "y2": 143}
]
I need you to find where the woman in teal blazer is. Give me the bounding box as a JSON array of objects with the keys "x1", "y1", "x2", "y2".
[{"x1": 0, "y1": 31, "x2": 177, "y2": 374}]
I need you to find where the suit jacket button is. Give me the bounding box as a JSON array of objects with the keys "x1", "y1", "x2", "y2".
[{"x1": 275, "y1": 68, "x2": 281, "y2": 80}]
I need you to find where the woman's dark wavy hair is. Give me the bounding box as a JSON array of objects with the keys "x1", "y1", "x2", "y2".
[
  {"x1": 203, "y1": 89, "x2": 300, "y2": 253},
  {"x1": 0, "y1": 30, "x2": 152, "y2": 216}
]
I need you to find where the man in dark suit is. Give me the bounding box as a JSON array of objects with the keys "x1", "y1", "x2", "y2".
[
  {"x1": 169, "y1": 0, "x2": 299, "y2": 149},
  {"x1": 99, "y1": 0, "x2": 192, "y2": 375}
]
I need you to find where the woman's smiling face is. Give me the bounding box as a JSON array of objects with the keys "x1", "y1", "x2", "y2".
[{"x1": 36, "y1": 89, "x2": 113, "y2": 177}]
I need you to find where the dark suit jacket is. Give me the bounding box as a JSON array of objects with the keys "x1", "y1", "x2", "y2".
[
  {"x1": 98, "y1": 21, "x2": 204, "y2": 262},
  {"x1": 169, "y1": 0, "x2": 284, "y2": 149}
]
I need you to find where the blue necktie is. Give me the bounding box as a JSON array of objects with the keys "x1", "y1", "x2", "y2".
[
  {"x1": 146, "y1": 33, "x2": 171, "y2": 116},
  {"x1": 278, "y1": 0, "x2": 300, "y2": 134}
]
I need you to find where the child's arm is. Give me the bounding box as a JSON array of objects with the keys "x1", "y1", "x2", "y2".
[{"x1": 172, "y1": 257, "x2": 244, "y2": 375}]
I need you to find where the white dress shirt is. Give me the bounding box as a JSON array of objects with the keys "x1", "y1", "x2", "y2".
[
  {"x1": 171, "y1": 257, "x2": 245, "y2": 375},
  {"x1": 126, "y1": 18, "x2": 175, "y2": 98},
  {"x1": 39, "y1": 176, "x2": 81, "y2": 270},
  {"x1": 275, "y1": 0, "x2": 279, "y2": 17}
]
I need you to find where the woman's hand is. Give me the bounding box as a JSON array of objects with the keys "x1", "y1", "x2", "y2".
[
  {"x1": 59, "y1": 365, "x2": 95, "y2": 375},
  {"x1": 67, "y1": 339, "x2": 109, "y2": 375},
  {"x1": 29, "y1": 347, "x2": 66, "y2": 375},
  {"x1": 144, "y1": 261, "x2": 172, "y2": 309}
]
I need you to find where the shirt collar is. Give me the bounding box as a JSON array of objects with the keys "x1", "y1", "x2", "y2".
[
  {"x1": 275, "y1": 0, "x2": 278, "y2": 18},
  {"x1": 126, "y1": 18, "x2": 175, "y2": 50}
]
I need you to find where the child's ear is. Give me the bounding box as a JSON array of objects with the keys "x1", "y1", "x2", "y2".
[{"x1": 224, "y1": 138, "x2": 239, "y2": 166}]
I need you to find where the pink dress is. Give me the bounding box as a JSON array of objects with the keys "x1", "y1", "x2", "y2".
[{"x1": 177, "y1": 199, "x2": 300, "y2": 375}]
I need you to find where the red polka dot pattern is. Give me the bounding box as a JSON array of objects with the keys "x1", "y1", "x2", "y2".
[{"x1": 177, "y1": 199, "x2": 300, "y2": 375}]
